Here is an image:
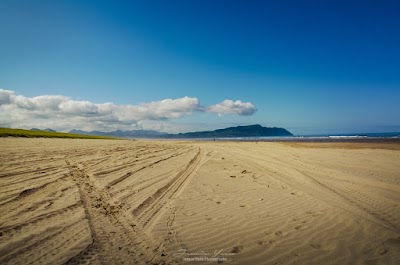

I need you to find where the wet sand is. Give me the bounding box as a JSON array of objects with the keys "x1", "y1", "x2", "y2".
[{"x1": 0, "y1": 138, "x2": 399, "y2": 264}]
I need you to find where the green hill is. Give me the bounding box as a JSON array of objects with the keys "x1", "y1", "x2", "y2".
[
  {"x1": 167, "y1": 124, "x2": 293, "y2": 138},
  {"x1": 0, "y1": 128, "x2": 118, "y2": 139}
]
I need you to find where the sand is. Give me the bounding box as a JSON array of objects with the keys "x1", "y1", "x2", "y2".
[{"x1": 0, "y1": 138, "x2": 399, "y2": 265}]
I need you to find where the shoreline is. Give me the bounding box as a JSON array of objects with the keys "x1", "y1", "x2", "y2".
[
  {"x1": 3, "y1": 135, "x2": 400, "y2": 145},
  {"x1": 216, "y1": 137, "x2": 400, "y2": 143},
  {"x1": 156, "y1": 136, "x2": 400, "y2": 145}
]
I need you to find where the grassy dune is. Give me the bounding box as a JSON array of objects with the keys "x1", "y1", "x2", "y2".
[{"x1": 0, "y1": 128, "x2": 117, "y2": 139}]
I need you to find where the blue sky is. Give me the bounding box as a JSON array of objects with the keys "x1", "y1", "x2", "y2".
[{"x1": 1, "y1": 0, "x2": 399, "y2": 134}]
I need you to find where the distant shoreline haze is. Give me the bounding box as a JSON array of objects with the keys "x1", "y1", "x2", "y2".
[
  {"x1": 68, "y1": 124, "x2": 293, "y2": 138},
  {"x1": 65, "y1": 125, "x2": 399, "y2": 140}
]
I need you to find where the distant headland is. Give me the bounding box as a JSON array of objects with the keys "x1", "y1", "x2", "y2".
[
  {"x1": 69, "y1": 124, "x2": 293, "y2": 138},
  {"x1": 166, "y1": 124, "x2": 293, "y2": 138}
]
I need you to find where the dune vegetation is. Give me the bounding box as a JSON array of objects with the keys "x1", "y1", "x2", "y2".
[{"x1": 0, "y1": 127, "x2": 117, "y2": 139}]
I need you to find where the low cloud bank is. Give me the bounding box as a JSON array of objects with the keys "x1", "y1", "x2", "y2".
[{"x1": 0, "y1": 89, "x2": 257, "y2": 132}]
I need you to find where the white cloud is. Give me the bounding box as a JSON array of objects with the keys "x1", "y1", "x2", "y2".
[
  {"x1": 207, "y1": 99, "x2": 257, "y2": 116},
  {"x1": 0, "y1": 89, "x2": 13, "y2": 105},
  {"x1": 0, "y1": 89, "x2": 256, "y2": 132}
]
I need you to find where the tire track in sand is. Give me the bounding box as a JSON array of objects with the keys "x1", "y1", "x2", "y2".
[
  {"x1": 65, "y1": 147, "x2": 204, "y2": 264},
  {"x1": 132, "y1": 148, "x2": 205, "y2": 263},
  {"x1": 66, "y1": 159, "x2": 139, "y2": 264},
  {"x1": 132, "y1": 148, "x2": 203, "y2": 228}
]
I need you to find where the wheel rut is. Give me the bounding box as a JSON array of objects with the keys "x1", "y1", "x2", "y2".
[
  {"x1": 66, "y1": 159, "x2": 142, "y2": 264},
  {"x1": 132, "y1": 148, "x2": 203, "y2": 228},
  {"x1": 64, "y1": 147, "x2": 204, "y2": 264}
]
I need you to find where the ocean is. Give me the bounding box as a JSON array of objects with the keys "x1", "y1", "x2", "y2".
[{"x1": 210, "y1": 132, "x2": 400, "y2": 142}]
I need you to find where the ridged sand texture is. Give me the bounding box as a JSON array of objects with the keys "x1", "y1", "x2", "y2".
[{"x1": 0, "y1": 138, "x2": 399, "y2": 264}]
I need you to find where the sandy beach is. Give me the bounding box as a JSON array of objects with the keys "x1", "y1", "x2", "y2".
[{"x1": 0, "y1": 138, "x2": 399, "y2": 265}]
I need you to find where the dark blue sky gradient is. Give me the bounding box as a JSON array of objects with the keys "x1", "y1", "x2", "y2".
[{"x1": 1, "y1": 0, "x2": 399, "y2": 133}]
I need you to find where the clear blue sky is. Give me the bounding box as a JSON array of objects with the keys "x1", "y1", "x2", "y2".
[{"x1": 1, "y1": 0, "x2": 399, "y2": 134}]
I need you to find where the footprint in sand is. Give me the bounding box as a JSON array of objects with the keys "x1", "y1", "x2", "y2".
[
  {"x1": 294, "y1": 225, "x2": 307, "y2": 230},
  {"x1": 290, "y1": 191, "x2": 305, "y2": 197},
  {"x1": 257, "y1": 240, "x2": 276, "y2": 247},
  {"x1": 274, "y1": 231, "x2": 288, "y2": 237},
  {"x1": 310, "y1": 241, "x2": 336, "y2": 251},
  {"x1": 230, "y1": 245, "x2": 244, "y2": 253},
  {"x1": 364, "y1": 236, "x2": 400, "y2": 257}
]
